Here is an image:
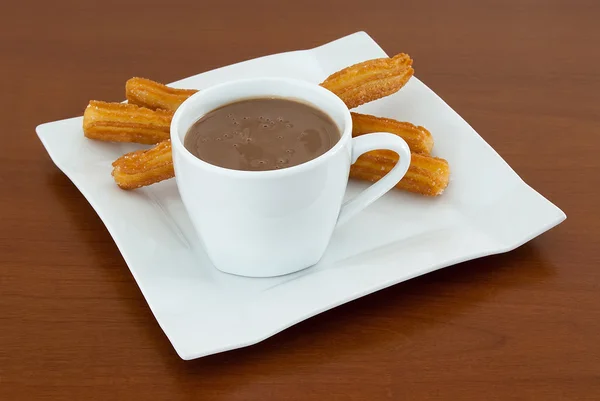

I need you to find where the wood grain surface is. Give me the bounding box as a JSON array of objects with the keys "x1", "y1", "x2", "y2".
[{"x1": 1, "y1": 0, "x2": 599, "y2": 399}]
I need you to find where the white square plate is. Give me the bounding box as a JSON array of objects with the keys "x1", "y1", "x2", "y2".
[{"x1": 37, "y1": 32, "x2": 565, "y2": 360}]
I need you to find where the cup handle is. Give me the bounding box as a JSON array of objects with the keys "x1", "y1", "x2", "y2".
[{"x1": 336, "y1": 133, "x2": 411, "y2": 227}]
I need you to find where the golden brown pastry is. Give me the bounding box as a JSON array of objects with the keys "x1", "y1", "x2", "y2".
[
  {"x1": 111, "y1": 140, "x2": 174, "y2": 189},
  {"x1": 320, "y1": 53, "x2": 414, "y2": 109},
  {"x1": 110, "y1": 139, "x2": 449, "y2": 196},
  {"x1": 351, "y1": 112, "x2": 433, "y2": 154},
  {"x1": 83, "y1": 101, "x2": 173, "y2": 145},
  {"x1": 126, "y1": 77, "x2": 197, "y2": 112},
  {"x1": 93, "y1": 54, "x2": 451, "y2": 196},
  {"x1": 350, "y1": 151, "x2": 450, "y2": 196}
]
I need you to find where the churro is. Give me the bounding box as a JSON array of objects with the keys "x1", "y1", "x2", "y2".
[
  {"x1": 111, "y1": 140, "x2": 448, "y2": 196},
  {"x1": 92, "y1": 54, "x2": 450, "y2": 196},
  {"x1": 83, "y1": 101, "x2": 173, "y2": 144},
  {"x1": 351, "y1": 112, "x2": 433, "y2": 154},
  {"x1": 111, "y1": 140, "x2": 174, "y2": 189},
  {"x1": 350, "y1": 151, "x2": 449, "y2": 196},
  {"x1": 320, "y1": 53, "x2": 413, "y2": 109},
  {"x1": 126, "y1": 77, "x2": 197, "y2": 112}
]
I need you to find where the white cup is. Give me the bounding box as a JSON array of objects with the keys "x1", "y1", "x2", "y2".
[{"x1": 171, "y1": 78, "x2": 411, "y2": 277}]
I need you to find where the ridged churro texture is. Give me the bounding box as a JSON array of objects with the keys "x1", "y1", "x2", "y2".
[
  {"x1": 126, "y1": 77, "x2": 197, "y2": 112},
  {"x1": 351, "y1": 112, "x2": 433, "y2": 154},
  {"x1": 320, "y1": 53, "x2": 414, "y2": 109},
  {"x1": 83, "y1": 101, "x2": 173, "y2": 144},
  {"x1": 350, "y1": 151, "x2": 450, "y2": 196},
  {"x1": 111, "y1": 140, "x2": 175, "y2": 189}
]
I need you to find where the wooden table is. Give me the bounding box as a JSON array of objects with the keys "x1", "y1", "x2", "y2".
[{"x1": 2, "y1": 0, "x2": 599, "y2": 399}]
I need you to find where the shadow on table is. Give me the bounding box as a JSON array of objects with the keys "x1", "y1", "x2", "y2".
[{"x1": 47, "y1": 170, "x2": 557, "y2": 393}]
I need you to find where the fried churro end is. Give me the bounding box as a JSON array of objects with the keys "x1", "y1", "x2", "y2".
[{"x1": 111, "y1": 140, "x2": 175, "y2": 190}]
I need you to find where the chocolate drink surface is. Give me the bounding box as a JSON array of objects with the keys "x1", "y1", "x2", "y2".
[{"x1": 184, "y1": 98, "x2": 340, "y2": 171}]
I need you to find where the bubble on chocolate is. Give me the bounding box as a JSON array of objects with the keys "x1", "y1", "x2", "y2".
[{"x1": 250, "y1": 159, "x2": 269, "y2": 167}]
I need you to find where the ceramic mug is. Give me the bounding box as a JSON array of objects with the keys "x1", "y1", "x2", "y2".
[{"x1": 171, "y1": 78, "x2": 411, "y2": 277}]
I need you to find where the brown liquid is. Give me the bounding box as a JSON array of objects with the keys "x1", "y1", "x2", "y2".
[{"x1": 184, "y1": 98, "x2": 340, "y2": 171}]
